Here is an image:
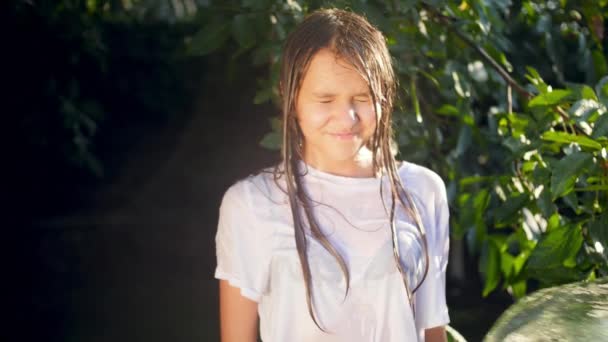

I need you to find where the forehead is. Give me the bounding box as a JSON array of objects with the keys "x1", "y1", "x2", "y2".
[{"x1": 300, "y1": 49, "x2": 369, "y2": 93}]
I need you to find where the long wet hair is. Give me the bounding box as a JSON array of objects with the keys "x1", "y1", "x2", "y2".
[{"x1": 274, "y1": 8, "x2": 429, "y2": 331}]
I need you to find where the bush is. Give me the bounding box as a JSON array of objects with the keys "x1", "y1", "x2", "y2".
[
  {"x1": 16, "y1": 0, "x2": 608, "y2": 297},
  {"x1": 186, "y1": 0, "x2": 608, "y2": 298},
  {"x1": 7, "y1": 0, "x2": 197, "y2": 215}
]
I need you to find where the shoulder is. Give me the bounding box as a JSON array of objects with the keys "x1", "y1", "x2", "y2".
[
  {"x1": 218, "y1": 167, "x2": 283, "y2": 241},
  {"x1": 396, "y1": 161, "x2": 450, "y2": 248},
  {"x1": 397, "y1": 161, "x2": 447, "y2": 201},
  {"x1": 221, "y1": 164, "x2": 288, "y2": 210}
]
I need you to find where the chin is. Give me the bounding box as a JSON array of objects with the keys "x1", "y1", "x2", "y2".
[
  {"x1": 304, "y1": 142, "x2": 368, "y2": 164},
  {"x1": 326, "y1": 148, "x2": 363, "y2": 162}
]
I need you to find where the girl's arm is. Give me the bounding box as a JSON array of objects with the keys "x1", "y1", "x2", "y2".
[
  {"x1": 425, "y1": 326, "x2": 447, "y2": 342},
  {"x1": 219, "y1": 280, "x2": 259, "y2": 342}
]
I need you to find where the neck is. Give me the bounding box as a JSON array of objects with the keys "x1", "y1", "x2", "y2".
[{"x1": 301, "y1": 148, "x2": 377, "y2": 178}]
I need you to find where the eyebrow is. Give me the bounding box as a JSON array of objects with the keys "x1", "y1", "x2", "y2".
[{"x1": 311, "y1": 91, "x2": 370, "y2": 97}]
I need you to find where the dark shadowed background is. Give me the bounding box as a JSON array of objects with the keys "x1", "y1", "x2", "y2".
[{"x1": 8, "y1": 1, "x2": 608, "y2": 341}]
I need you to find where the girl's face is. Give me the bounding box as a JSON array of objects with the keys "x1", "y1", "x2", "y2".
[{"x1": 295, "y1": 49, "x2": 378, "y2": 170}]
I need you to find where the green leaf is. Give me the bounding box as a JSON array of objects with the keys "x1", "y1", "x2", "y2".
[
  {"x1": 568, "y1": 99, "x2": 604, "y2": 120},
  {"x1": 513, "y1": 250, "x2": 530, "y2": 276},
  {"x1": 231, "y1": 14, "x2": 256, "y2": 47},
  {"x1": 465, "y1": 221, "x2": 484, "y2": 255},
  {"x1": 566, "y1": 83, "x2": 598, "y2": 101},
  {"x1": 474, "y1": 188, "x2": 491, "y2": 214},
  {"x1": 480, "y1": 239, "x2": 501, "y2": 297},
  {"x1": 494, "y1": 193, "x2": 529, "y2": 225},
  {"x1": 588, "y1": 212, "x2": 608, "y2": 261},
  {"x1": 457, "y1": 193, "x2": 474, "y2": 238},
  {"x1": 500, "y1": 251, "x2": 515, "y2": 280},
  {"x1": 592, "y1": 50, "x2": 608, "y2": 84},
  {"x1": 574, "y1": 185, "x2": 608, "y2": 191},
  {"x1": 253, "y1": 88, "x2": 273, "y2": 104},
  {"x1": 546, "y1": 213, "x2": 561, "y2": 231},
  {"x1": 410, "y1": 77, "x2": 422, "y2": 123},
  {"x1": 562, "y1": 191, "x2": 580, "y2": 214},
  {"x1": 459, "y1": 175, "x2": 494, "y2": 186},
  {"x1": 454, "y1": 125, "x2": 472, "y2": 157},
  {"x1": 416, "y1": 69, "x2": 440, "y2": 88},
  {"x1": 451, "y1": 71, "x2": 469, "y2": 98},
  {"x1": 541, "y1": 131, "x2": 603, "y2": 150},
  {"x1": 269, "y1": 117, "x2": 282, "y2": 132},
  {"x1": 536, "y1": 186, "x2": 556, "y2": 218},
  {"x1": 526, "y1": 224, "x2": 585, "y2": 284},
  {"x1": 509, "y1": 279, "x2": 527, "y2": 299},
  {"x1": 595, "y1": 76, "x2": 608, "y2": 107},
  {"x1": 355, "y1": 2, "x2": 385, "y2": 28},
  {"x1": 188, "y1": 22, "x2": 230, "y2": 56},
  {"x1": 528, "y1": 89, "x2": 573, "y2": 107},
  {"x1": 259, "y1": 132, "x2": 281, "y2": 150},
  {"x1": 507, "y1": 113, "x2": 531, "y2": 138},
  {"x1": 550, "y1": 152, "x2": 593, "y2": 199},
  {"x1": 525, "y1": 66, "x2": 545, "y2": 86},
  {"x1": 592, "y1": 112, "x2": 608, "y2": 139},
  {"x1": 242, "y1": 0, "x2": 271, "y2": 10},
  {"x1": 502, "y1": 136, "x2": 527, "y2": 155},
  {"x1": 436, "y1": 104, "x2": 460, "y2": 117},
  {"x1": 499, "y1": 52, "x2": 513, "y2": 72}
]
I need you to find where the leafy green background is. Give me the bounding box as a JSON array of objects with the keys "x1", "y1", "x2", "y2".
[
  {"x1": 8, "y1": 0, "x2": 608, "y2": 340},
  {"x1": 182, "y1": 0, "x2": 608, "y2": 298},
  {"x1": 14, "y1": 0, "x2": 608, "y2": 297}
]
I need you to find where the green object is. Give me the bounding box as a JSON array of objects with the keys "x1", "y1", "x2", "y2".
[
  {"x1": 447, "y1": 325, "x2": 468, "y2": 342},
  {"x1": 484, "y1": 277, "x2": 608, "y2": 341}
]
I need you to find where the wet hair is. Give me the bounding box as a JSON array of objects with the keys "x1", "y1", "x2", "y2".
[{"x1": 273, "y1": 8, "x2": 429, "y2": 332}]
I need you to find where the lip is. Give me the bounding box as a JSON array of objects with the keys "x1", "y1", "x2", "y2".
[{"x1": 328, "y1": 132, "x2": 357, "y2": 140}]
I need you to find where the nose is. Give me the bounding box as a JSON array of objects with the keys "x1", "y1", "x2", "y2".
[
  {"x1": 334, "y1": 102, "x2": 359, "y2": 124},
  {"x1": 347, "y1": 108, "x2": 358, "y2": 122}
]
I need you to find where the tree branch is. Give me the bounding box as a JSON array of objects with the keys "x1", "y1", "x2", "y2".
[
  {"x1": 421, "y1": 2, "x2": 532, "y2": 99},
  {"x1": 421, "y1": 2, "x2": 591, "y2": 136}
]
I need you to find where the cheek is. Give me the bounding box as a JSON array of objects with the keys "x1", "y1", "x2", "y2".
[
  {"x1": 356, "y1": 103, "x2": 378, "y2": 131},
  {"x1": 297, "y1": 103, "x2": 331, "y2": 133}
]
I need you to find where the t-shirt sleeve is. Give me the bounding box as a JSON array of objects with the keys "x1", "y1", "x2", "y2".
[
  {"x1": 414, "y1": 172, "x2": 451, "y2": 332},
  {"x1": 214, "y1": 180, "x2": 273, "y2": 302}
]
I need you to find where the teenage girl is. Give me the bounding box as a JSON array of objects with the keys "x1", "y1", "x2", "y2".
[{"x1": 215, "y1": 8, "x2": 450, "y2": 342}]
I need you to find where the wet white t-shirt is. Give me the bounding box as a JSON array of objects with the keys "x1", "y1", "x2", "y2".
[{"x1": 214, "y1": 161, "x2": 450, "y2": 342}]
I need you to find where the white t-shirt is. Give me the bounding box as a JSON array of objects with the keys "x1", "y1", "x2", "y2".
[{"x1": 214, "y1": 160, "x2": 450, "y2": 342}]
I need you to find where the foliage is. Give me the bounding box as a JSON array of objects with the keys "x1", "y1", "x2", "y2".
[
  {"x1": 186, "y1": 0, "x2": 608, "y2": 299},
  {"x1": 8, "y1": 0, "x2": 198, "y2": 214},
  {"x1": 15, "y1": 0, "x2": 607, "y2": 297}
]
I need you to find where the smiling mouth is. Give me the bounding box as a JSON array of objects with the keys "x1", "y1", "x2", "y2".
[{"x1": 329, "y1": 132, "x2": 357, "y2": 140}]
